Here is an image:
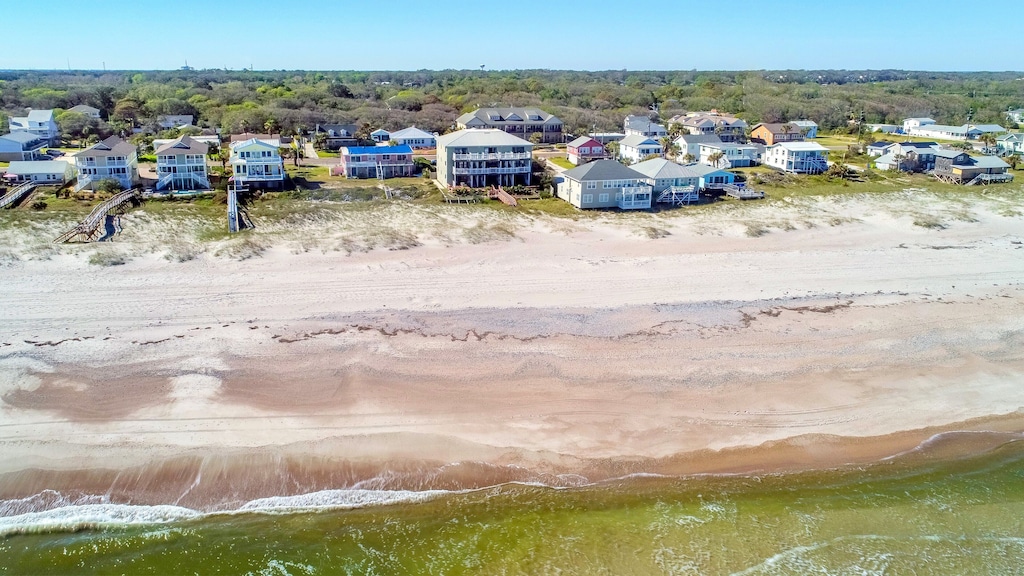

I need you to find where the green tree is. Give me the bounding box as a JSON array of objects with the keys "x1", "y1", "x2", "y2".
[
  {"x1": 529, "y1": 132, "x2": 543, "y2": 144},
  {"x1": 97, "y1": 178, "x2": 123, "y2": 195},
  {"x1": 264, "y1": 118, "x2": 279, "y2": 135},
  {"x1": 707, "y1": 151, "x2": 727, "y2": 168},
  {"x1": 681, "y1": 153, "x2": 696, "y2": 164}
]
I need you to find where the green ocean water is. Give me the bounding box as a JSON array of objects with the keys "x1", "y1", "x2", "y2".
[{"x1": 3, "y1": 440, "x2": 1024, "y2": 575}]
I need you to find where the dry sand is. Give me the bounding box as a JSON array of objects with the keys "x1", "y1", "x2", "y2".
[{"x1": 1, "y1": 187, "x2": 1023, "y2": 507}]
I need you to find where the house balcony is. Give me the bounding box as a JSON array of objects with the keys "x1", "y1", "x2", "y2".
[
  {"x1": 235, "y1": 172, "x2": 284, "y2": 182},
  {"x1": 344, "y1": 160, "x2": 414, "y2": 168},
  {"x1": 452, "y1": 166, "x2": 530, "y2": 175},
  {"x1": 618, "y1": 185, "x2": 653, "y2": 210},
  {"x1": 452, "y1": 152, "x2": 531, "y2": 161}
]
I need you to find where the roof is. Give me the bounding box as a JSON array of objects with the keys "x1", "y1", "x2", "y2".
[
  {"x1": 904, "y1": 117, "x2": 936, "y2": 122},
  {"x1": 370, "y1": 129, "x2": 390, "y2": 135},
  {"x1": 788, "y1": 120, "x2": 817, "y2": 127},
  {"x1": 155, "y1": 135, "x2": 209, "y2": 156},
  {"x1": 230, "y1": 133, "x2": 281, "y2": 143},
  {"x1": 68, "y1": 105, "x2": 100, "y2": 114},
  {"x1": 0, "y1": 132, "x2": 46, "y2": 145},
  {"x1": 630, "y1": 158, "x2": 706, "y2": 180},
  {"x1": 457, "y1": 108, "x2": 561, "y2": 127},
  {"x1": 567, "y1": 136, "x2": 601, "y2": 148},
  {"x1": 971, "y1": 124, "x2": 1006, "y2": 133},
  {"x1": 770, "y1": 142, "x2": 828, "y2": 152},
  {"x1": 996, "y1": 133, "x2": 1023, "y2": 141},
  {"x1": 624, "y1": 115, "x2": 666, "y2": 132},
  {"x1": 26, "y1": 110, "x2": 55, "y2": 122},
  {"x1": 675, "y1": 134, "x2": 722, "y2": 145},
  {"x1": 966, "y1": 155, "x2": 1010, "y2": 169},
  {"x1": 874, "y1": 153, "x2": 897, "y2": 164},
  {"x1": 341, "y1": 145, "x2": 413, "y2": 155},
  {"x1": 932, "y1": 148, "x2": 968, "y2": 159},
  {"x1": 389, "y1": 126, "x2": 435, "y2": 140},
  {"x1": 895, "y1": 141, "x2": 939, "y2": 149},
  {"x1": 867, "y1": 141, "x2": 893, "y2": 148},
  {"x1": 561, "y1": 159, "x2": 646, "y2": 182},
  {"x1": 436, "y1": 128, "x2": 533, "y2": 148},
  {"x1": 4, "y1": 160, "x2": 70, "y2": 175},
  {"x1": 81, "y1": 136, "x2": 136, "y2": 157},
  {"x1": 318, "y1": 124, "x2": 358, "y2": 137},
  {"x1": 753, "y1": 122, "x2": 802, "y2": 135},
  {"x1": 618, "y1": 134, "x2": 661, "y2": 148},
  {"x1": 231, "y1": 138, "x2": 278, "y2": 151}
]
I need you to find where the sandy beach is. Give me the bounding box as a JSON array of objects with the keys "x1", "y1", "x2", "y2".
[{"x1": 1, "y1": 187, "x2": 1023, "y2": 510}]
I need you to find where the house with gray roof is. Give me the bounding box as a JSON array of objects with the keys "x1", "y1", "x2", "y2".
[
  {"x1": 456, "y1": 108, "x2": 563, "y2": 144},
  {"x1": 1007, "y1": 109, "x2": 1024, "y2": 126},
  {"x1": 0, "y1": 132, "x2": 49, "y2": 161},
  {"x1": 556, "y1": 159, "x2": 652, "y2": 210},
  {"x1": 787, "y1": 120, "x2": 818, "y2": 138},
  {"x1": 157, "y1": 115, "x2": 195, "y2": 129},
  {"x1": 68, "y1": 105, "x2": 101, "y2": 119},
  {"x1": 624, "y1": 115, "x2": 667, "y2": 138},
  {"x1": 934, "y1": 152, "x2": 1012, "y2": 184},
  {"x1": 388, "y1": 126, "x2": 436, "y2": 149},
  {"x1": 156, "y1": 135, "x2": 210, "y2": 191},
  {"x1": 435, "y1": 129, "x2": 533, "y2": 188},
  {"x1": 671, "y1": 112, "x2": 748, "y2": 142},
  {"x1": 996, "y1": 133, "x2": 1023, "y2": 155},
  {"x1": 618, "y1": 134, "x2": 663, "y2": 164},
  {"x1": 315, "y1": 124, "x2": 359, "y2": 149},
  {"x1": 8, "y1": 109, "x2": 59, "y2": 145},
  {"x1": 2, "y1": 160, "x2": 73, "y2": 185},
  {"x1": 674, "y1": 133, "x2": 722, "y2": 162},
  {"x1": 75, "y1": 136, "x2": 139, "y2": 191},
  {"x1": 631, "y1": 158, "x2": 735, "y2": 193}
]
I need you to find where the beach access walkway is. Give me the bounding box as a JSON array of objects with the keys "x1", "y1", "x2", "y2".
[{"x1": 53, "y1": 188, "x2": 142, "y2": 243}]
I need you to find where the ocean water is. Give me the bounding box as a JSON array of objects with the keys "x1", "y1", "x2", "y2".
[{"x1": 3, "y1": 440, "x2": 1024, "y2": 575}]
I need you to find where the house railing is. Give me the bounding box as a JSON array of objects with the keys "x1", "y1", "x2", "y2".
[
  {"x1": 452, "y1": 152, "x2": 531, "y2": 161},
  {"x1": 0, "y1": 182, "x2": 35, "y2": 209}
]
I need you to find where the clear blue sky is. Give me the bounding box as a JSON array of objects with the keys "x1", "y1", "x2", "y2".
[{"x1": 3, "y1": 0, "x2": 1021, "y2": 71}]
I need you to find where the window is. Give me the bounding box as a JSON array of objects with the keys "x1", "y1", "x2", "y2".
[
  {"x1": 586, "y1": 181, "x2": 597, "y2": 190},
  {"x1": 582, "y1": 194, "x2": 593, "y2": 204},
  {"x1": 599, "y1": 193, "x2": 609, "y2": 202}
]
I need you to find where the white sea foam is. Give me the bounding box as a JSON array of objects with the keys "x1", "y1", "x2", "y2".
[
  {"x1": 236, "y1": 488, "x2": 452, "y2": 513},
  {"x1": 0, "y1": 503, "x2": 201, "y2": 537}
]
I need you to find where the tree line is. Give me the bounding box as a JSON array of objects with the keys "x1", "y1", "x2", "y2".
[{"x1": 1, "y1": 69, "x2": 1021, "y2": 143}]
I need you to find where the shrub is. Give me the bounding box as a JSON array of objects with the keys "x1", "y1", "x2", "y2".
[{"x1": 30, "y1": 200, "x2": 47, "y2": 210}]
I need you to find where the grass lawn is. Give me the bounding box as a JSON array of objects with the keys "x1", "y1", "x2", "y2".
[
  {"x1": 547, "y1": 157, "x2": 574, "y2": 169},
  {"x1": 314, "y1": 149, "x2": 339, "y2": 158}
]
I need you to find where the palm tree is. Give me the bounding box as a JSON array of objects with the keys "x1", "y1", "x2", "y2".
[
  {"x1": 264, "y1": 118, "x2": 279, "y2": 136},
  {"x1": 659, "y1": 136, "x2": 680, "y2": 159},
  {"x1": 979, "y1": 133, "x2": 997, "y2": 152},
  {"x1": 682, "y1": 153, "x2": 696, "y2": 164},
  {"x1": 780, "y1": 123, "x2": 794, "y2": 140},
  {"x1": 707, "y1": 151, "x2": 727, "y2": 168}
]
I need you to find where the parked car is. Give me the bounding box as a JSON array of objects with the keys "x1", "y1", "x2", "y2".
[{"x1": 45, "y1": 149, "x2": 64, "y2": 157}]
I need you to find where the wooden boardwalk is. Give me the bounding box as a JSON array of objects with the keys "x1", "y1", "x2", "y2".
[
  {"x1": 54, "y1": 189, "x2": 142, "y2": 243},
  {"x1": 0, "y1": 182, "x2": 36, "y2": 209},
  {"x1": 489, "y1": 186, "x2": 518, "y2": 207}
]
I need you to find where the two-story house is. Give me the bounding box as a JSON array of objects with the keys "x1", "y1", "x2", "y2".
[
  {"x1": 566, "y1": 136, "x2": 607, "y2": 165},
  {"x1": 336, "y1": 145, "x2": 415, "y2": 179},
  {"x1": 698, "y1": 142, "x2": 759, "y2": 168},
  {"x1": 75, "y1": 136, "x2": 138, "y2": 191},
  {"x1": 229, "y1": 138, "x2": 284, "y2": 189},
  {"x1": 787, "y1": 120, "x2": 818, "y2": 138},
  {"x1": 763, "y1": 142, "x2": 828, "y2": 174},
  {"x1": 630, "y1": 157, "x2": 736, "y2": 195},
  {"x1": 872, "y1": 142, "x2": 940, "y2": 172},
  {"x1": 8, "y1": 109, "x2": 60, "y2": 145},
  {"x1": 435, "y1": 129, "x2": 533, "y2": 188},
  {"x1": 1007, "y1": 109, "x2": 1024, "y2": 126},
  {"x1": 455, "y1": 108, "x2": 563, "y2": 144},
  {"x1": 0, "y1": 132, "x2": 48, "y2": 161},
  {"x1": 996, "y1": 133, "x2": 1024, "y2": 155},
  {"x1": 674, "y1": 134, "x2": 722, "y2": 162},
  {"x1": 315, "y1": 124, "x2": 360, "y2": 149},
  {"x1": 750, "y1": 123, "x2": 804, "y2": 146},
  {"x1": 624, "y1": 115, "x2": 668, "y2": 138},
  {"x1": 933, "y1": 150, "x2": 1012, "y2": 185},
  {"x1": 557, "y1": 159, "x2": 652, "y2": 210},
  {"x1": 155, "y1": 135, "x2": 210, "y2": 191},
  {"x1": 618, "y1": 134, "x2": 663, "y2": 164},
  {"x1": 902, "y1": 117, "x2": 936, "y2": 133},
  {"x1": 671, "y1": 112, "x2": 748, "y2": 142}
]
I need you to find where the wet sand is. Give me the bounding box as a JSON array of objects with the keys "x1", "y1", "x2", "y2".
[{"x1": 1, "y1": 195, "x2": 1024, "y2": 510}]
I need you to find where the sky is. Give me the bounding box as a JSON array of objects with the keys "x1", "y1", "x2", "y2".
[{"x1": 2, "y1": 0, "x2": 1022, "y2": 72}]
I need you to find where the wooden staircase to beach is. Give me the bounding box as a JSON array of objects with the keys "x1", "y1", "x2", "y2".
[
  {"x1": 53, "y1": 189, "x2": 142, "y2": 243},
  {"x1": 0, "y1": 182, "x2": 35, "y2": 209}
]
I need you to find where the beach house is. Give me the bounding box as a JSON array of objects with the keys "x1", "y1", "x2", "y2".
[
  {"x1": 618, "y1": 134, "x2": 662, "y2": 164},
  {"x1": 229, "y1": 138, "x2": 284, "y2": 189},
  {"x1": 996, "y1": 133, "x2": 1023, "y2": 155},
  {"x1": 556, "y1": 159, "x2": 652, "y2": 210},
  {"x1": 75, "y1": 136, "x2": 139, "y2": 191},
  {"x1": 3, "y1": 160, "x2": 73, "y2": 185},
  {"x1": 336, "y1": 145, "x2": 415, "y2": 179},
  {"x1": 315, "y1": 124, "x2": 360, "y2": 149},
  {"x1": 455, "y1": 108, "x2": 563, "y2": 144},
  {"x1": 674, "y1": 134, "x2": 722, "y2": 162},
  {"x1": 0, "y1": 132, "x2": 48, "y2": 161},
  {"x1": 435, "y1": 129, "x2": 533, "y2": 188},
  {"x1": 933, "y1": 151, "x2": 1013, "y2": 185},
  {"x1": 763, "y1": 141, "x2": 828, "y2": 174},
  {"x1": 68, "y1": 105, "x2": 102, "y2": 119},
  {"x1": 671, "y1": 112, "x2": 748, "y2": 142},
  {"x1": 750, "y1": 123, "x2": 805, "y2": 146},
  {"x1": 388, "y1": 127, "x2": 436, "y2": 149},
  {"x1": 155, "y1": 135, "x2": 210, "y2": 191},
  {"x1": 624, "y1": 115, "x2": 668, "y2": 138},
  {"x1": 8, "y1": 109, "x2": 59, "y2": 145},
  {"x1": 788, "y1": 120, "x2": 818, "y2": 138},
  {"x1": 566, "y1": 136, "x2": 607, "y2": 165},
  {"x1": 698, "y1": 141, "x2": 759, "y2": 168}
]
